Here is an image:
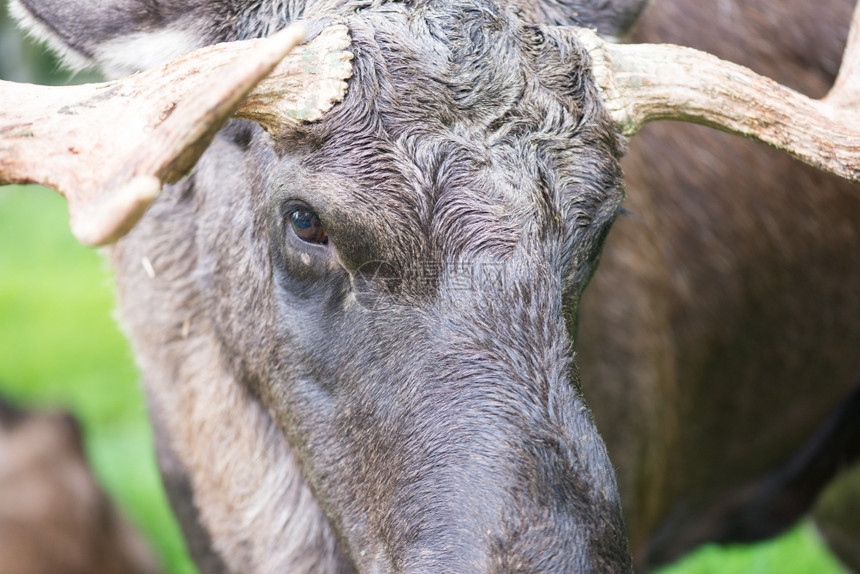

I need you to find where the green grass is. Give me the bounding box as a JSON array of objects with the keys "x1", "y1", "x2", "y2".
[
  {"x1": 0, "y1": 184, "x2": 847, "y2": 573},
  {"x1": 0, "y1": 185, "x2": 196, "y2": 574},
  {"x1": 658, "y1": 524, "x2": 845, "y2": 574}
]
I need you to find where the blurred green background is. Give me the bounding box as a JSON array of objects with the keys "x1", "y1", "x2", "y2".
[{"x1": 0, "y1": 2, "x2": 848, "y2": 573}]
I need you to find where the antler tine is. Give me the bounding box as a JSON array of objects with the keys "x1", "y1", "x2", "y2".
[
  {"x1": 574, "y1": 1, "x2": 860, "y2": 183},
  {"x1": 826, "y1": 0, "x2": 860, "y2": 109},
  {"x1": 0, "y1": 23, "x2": 352, "y2": 246}
]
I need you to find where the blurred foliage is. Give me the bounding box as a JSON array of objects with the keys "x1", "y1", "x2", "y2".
[
  {"x1": 0, "y1": 3, "x2": 850, "y2": 574},
  {"x1": 0, "y1": 187, "x2": 197, "y2": 574},
  {"x1": 659, "y1": 525, "x2": 844, "y2": 574}
]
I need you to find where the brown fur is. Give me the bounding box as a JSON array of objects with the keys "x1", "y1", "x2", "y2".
[
  {"x1": 578, "y1": 0, "x2": 860, "y2": 569},
  {"x1": 0, "y1": 402, "x2": 160, "y2": 574}
]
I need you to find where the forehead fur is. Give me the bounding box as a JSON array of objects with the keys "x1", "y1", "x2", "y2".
[{"x1": 291, "y1": 0, "x2": 623, "y2": 275}]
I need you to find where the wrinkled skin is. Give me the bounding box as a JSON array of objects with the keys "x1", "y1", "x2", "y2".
[{"x1": 13, "y1": 0, "x2": 640, "y2": 571}]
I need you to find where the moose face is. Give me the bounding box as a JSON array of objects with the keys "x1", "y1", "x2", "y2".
[
  {"x1": 189, "y1": 5, "x2": 629, "y2": 570},
  {"x1": 12, "y1": 0, "x2": 630, "y2": 570}
]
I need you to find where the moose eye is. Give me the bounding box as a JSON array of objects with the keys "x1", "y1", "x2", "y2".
[{"x1": 290, "y1": 209, "x2": 328, "y2": 245}]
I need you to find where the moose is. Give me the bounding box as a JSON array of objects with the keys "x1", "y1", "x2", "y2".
[
  {"x1": 0, "y1": 399, "x2": 160, "y2": 574},
  {"x1": 1, "y1": 0, "x2": 859, "y2": 571}
]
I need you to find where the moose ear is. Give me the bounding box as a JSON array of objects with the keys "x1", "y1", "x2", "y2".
[
  {"x1": 9, "y1": 0, "x2": 243, "y2": 77},
  {"x1": 529, "y1": 0, "x2": 648, "y2": 38}
]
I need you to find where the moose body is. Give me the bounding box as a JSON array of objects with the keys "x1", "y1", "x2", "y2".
[
  {"x1": 9, "y1": 0, "x2": 860, "y2": 571},
  {"x1": 0, "y1": 400, "x2": 159, "y2": 574},
  {"x1": 579, "y1": 0, "x2": 860, "y2": 567}
]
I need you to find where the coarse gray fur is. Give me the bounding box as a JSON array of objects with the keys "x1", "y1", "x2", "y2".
[{"x1": 12, "y1": 0, "x2": 642, "y2": 571}]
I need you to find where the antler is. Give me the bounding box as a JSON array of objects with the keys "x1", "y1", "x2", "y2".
[
  {"x1": 574, "y1": 1, "x2": 860, "y2": 183},
  {"x1": 0, "y1": 23, "x2": 352, "y2": 246}
]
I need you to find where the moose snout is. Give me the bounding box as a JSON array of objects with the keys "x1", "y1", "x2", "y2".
[{"x1": 333, "y1": 292, "x2": 633, "y2": 573}]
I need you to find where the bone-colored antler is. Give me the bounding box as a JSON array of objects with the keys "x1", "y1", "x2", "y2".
[
  {"x1": 574, "y1": 1, "x2": 860, "y2": 183},
  {"x1": 0, "y1": 23, "x2": 353, "y2": 246},
  {"x1": 825, "y1": 0, "x2": 860, "y2": 110}
]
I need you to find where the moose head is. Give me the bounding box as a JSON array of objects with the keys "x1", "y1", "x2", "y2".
[{"x1": 2, "y1": 0, "x2": 859, "y2": 571}]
